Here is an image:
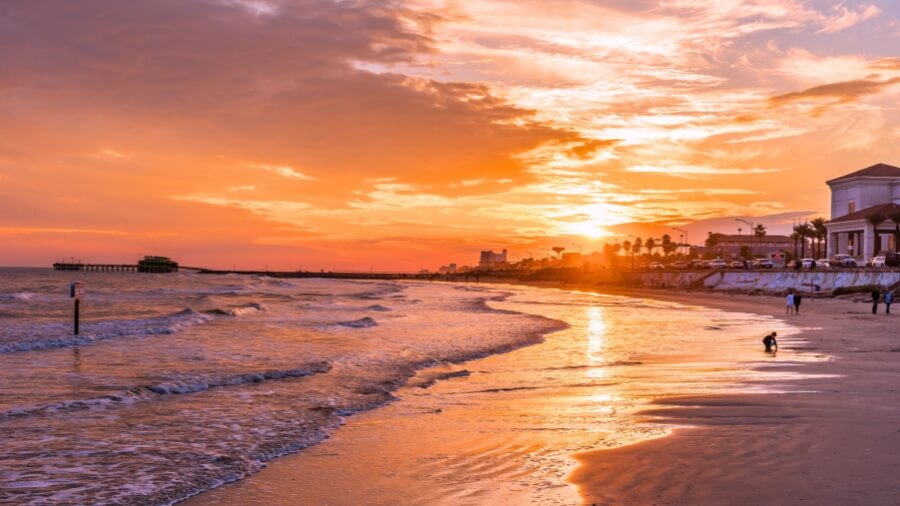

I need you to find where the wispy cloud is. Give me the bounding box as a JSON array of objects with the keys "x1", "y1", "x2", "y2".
[
  {"x1": 93, "y1": 149, "x2": 132, "y2": 159},
  {"x1": 624, "y1": 165, "x2": 780, "y2": 176},
  {"x1": 248, "y1": 164, "x2": 316, "y2": 181},
  {"x1": 816, "y1": 3, "x2": 881, "y2": 34},
  {"x1": 769, "y1": 77, "x2": 900, "y2": 107}
]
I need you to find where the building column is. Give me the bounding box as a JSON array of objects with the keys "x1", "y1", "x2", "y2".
[
  {"x1": 827, "y1": 231, "x2": 837, "y2": 257},
  {"x1": 863, "y1": 225, "x2": 872, "y2": 260}
]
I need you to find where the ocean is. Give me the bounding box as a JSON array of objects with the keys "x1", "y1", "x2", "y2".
[{"x1": 0, "y1": 268, "x2": 815, "y2": 505}]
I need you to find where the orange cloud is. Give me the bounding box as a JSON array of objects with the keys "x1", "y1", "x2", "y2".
[{"x1": 769, "y1": 77, "x2": 900, "y2": 106}]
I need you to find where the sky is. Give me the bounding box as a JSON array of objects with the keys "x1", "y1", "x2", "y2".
[{"x1": 1, "y1": 0, "x2": 898, "y2": 270}]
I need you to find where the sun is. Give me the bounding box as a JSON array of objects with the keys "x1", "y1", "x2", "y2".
[{"x1": 562, "y1": 219, "x2": 611, "y2": 239}]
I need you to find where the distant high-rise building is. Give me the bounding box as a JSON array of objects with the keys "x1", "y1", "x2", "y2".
[{"x1": 479, "y1": 249, "x2": 508, "y2": 266}]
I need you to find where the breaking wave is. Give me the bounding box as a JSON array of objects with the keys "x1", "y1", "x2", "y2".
[
  {"x1": 0, "y1": 309, "x2": 213, "y2": 354},
  {"x1": 2, "y1": 362, "x2": 331, "y2": 421},
  {"x1": 203, "y1": 302, "x2": 268, "y2": 317}
]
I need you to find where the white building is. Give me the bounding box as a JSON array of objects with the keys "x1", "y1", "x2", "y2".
[
  {"x1": 479, "y1": 249, "x2": 507, "y2": 266},
  {"x1": 825, "y1": 163, "x2": 900, "y2": 259}
]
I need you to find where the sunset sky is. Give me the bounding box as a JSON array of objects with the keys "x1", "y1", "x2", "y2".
[{"x1": 2, "y1": 0, "x2": 899, "y2": 270}]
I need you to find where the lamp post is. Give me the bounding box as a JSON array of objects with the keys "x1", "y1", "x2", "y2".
[
  {"x1": 736, "y1": 218, "x2": 754, "y2": 258},
  {"x1": 671, "y1": 227, "x2": 688, "y2": 257}
]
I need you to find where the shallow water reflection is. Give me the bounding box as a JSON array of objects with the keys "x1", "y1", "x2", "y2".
[{"x1": 186, "y1": 285, "x2": 827, "y2": 506}]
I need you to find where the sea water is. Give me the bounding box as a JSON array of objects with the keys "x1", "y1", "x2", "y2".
[{"x1": 0, "y1": 269, "x2": 816, "y2": 505}]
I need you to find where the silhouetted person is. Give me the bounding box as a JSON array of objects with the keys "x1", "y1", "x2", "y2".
[
  {"x1": 794, "y1": 293, "x2": 802, "y2": 314},
  {"x1": 886, "y1": 291, "x2": 893, "y2": 314},
  {"x1": 786, "y1": 292, "x2": 795, "y2": 315},
  {"x1": 763, "y1": 332, "x2": 778, "y2": 352},
  {"x1": 872, "y1": 289, "x2": 881, "y2": 314}
]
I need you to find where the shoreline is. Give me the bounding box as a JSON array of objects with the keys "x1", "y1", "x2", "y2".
[{"x1": 182, "y1": 280, "x2": 824, "y2": 505}]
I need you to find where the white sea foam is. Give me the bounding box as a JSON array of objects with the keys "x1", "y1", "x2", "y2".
[
  {"x1": 0, "y1": 308, "x2": 213, "y2": 353},
  {"x1": 2, "y1": 362, "x2": 331, "y2": 421},
  {"x1": 1, "y1": 291, "x2": 34, "y2": 301}
]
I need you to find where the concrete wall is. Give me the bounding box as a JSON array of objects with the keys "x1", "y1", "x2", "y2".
[
  {"x1": 630, "y1": 270, "x2": 900, "y2": 294},
  {"x1": 628, "y1": 271, "x2": 710, "y2": 288}
]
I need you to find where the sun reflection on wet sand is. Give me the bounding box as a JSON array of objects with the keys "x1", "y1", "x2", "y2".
[
  {"x1": 585, "y1": 305, "x2": 609, "y2": 380},
  {"x1": 184, "y1": 284, "x2": 828, "y2": 506}
]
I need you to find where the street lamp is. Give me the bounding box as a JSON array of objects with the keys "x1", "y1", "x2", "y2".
[
  {"x1": 736, "y1": 218, "x2": 754, "y2": 258},
  {"x1": 671, "y1": 227, "x2": 688, "y2": 256}
]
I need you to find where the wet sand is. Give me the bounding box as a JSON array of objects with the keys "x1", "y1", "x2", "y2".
[
  {"x1": 183, "y1": 283, "x2": 834, "y2": 506},
  {"x1": 564, "y1": 287, "x2": 900, "y2": 505}
]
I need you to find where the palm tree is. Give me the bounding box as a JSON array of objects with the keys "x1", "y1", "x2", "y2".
[
  {"x1": 661, "y1": 234, "x2": 676, "y2": 257},
  {"x1": 622, "y1": 240, "x2": 633, "y2": 268},
  {"x1": 888, "y1": 211, "x2": 900, "y2": 253},
  {"x1": 794, "y1": 223, "x2": 813, "y2": 258},
  {"x1": 810, "y1": 217, "x2": 827, "y2": 258},
  {"x1": 632, "y1": 238, "x2": 643, "y2": 258},
  {"x1": 866, "y1": 213, "x2": 887, "y2": 256},
  {"x1": 809, "y1": 217, "x2": 828, "y2": 257},
  {"x1": 753, "y1": 224, "x2": 767, "y2": 237},
  {"x1": 645, "y1": 238, "x2": 656, "y2": 257}
]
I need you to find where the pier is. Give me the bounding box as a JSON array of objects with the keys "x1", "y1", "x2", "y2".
[
  {"x1": 53, "y1": 256, "x2": 179, "y2": 273},
  {"x1": 53, "y1": 263, "x2": 139, "y2": 272}
]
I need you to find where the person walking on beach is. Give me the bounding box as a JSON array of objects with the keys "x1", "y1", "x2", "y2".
[
  {"x1": 872, "y1": 288, "x2": 880, "y2": 314},
  {"x1": 786, "y1": 291, "x2": 795, "y2": 315},
  {"x1": 793, "y1": 292, "x2": 802, "y2": 314},
  {"x1": 763, "y1": 332, "x2": 778, "y2": 352},
  {"x1": 885, "y1": 291, "x2": 893, "y2": 314}
]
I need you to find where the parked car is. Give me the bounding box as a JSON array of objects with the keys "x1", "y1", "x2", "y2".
[
  {"x1": 800, "y1": 258, "x2": 816, "y2": 269},
  {"x1": 886, "y1": 253, "x2": 900, "y2": 267},
  {"x1": 867, "y1": 256, "x2": 886, "y2": 268},
  {"x1": 672, "y1": 261, "x2": 689, "y2": 269},
  {"x1": 648, "y1": 262, "x2": 664, "y2": 269},
  {"x1": 832, "y1": 254, "x2": 858, "y2": 267},
  {"x1": 816, "y1": 258, "x2": 831, "y2": 268},
  {"x1": 729, "y1": 261, "x2": 745, "y2": 269},
  {"x1": 708, "y1": 259, "x2": 728, "y2": 269},
  {"x1": 753, "y1": 259, "x2": 774, "y2": 269},
  {"x1": 699, "y1": 260, "x2": 711, "y2": 269}
]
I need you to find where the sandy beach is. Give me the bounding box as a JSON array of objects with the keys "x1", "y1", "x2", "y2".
[
  {"x1": 566, "y1": 286, "x2": 900, "y2": 505},
  {"x1": 177, "y1": 282, "x2": 900, "y2": 506}
]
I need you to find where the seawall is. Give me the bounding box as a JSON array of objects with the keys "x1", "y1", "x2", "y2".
[{"x1": 627, "y1": 270, "x2": 900, "y2": 294}]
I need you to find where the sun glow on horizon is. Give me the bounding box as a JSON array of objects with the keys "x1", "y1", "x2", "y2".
[{"x1": 562, "y1": 220, "x2": 612, "y2": 240}]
